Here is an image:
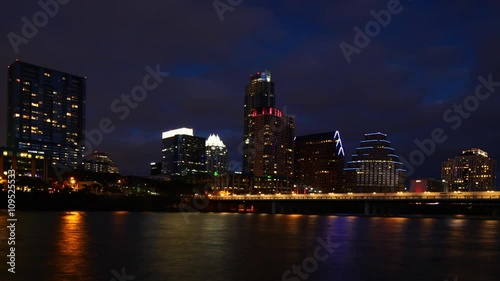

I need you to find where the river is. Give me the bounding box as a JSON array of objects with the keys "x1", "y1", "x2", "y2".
[{"x1": 0, "y1": 211, "x2": 499, "y2": 281}]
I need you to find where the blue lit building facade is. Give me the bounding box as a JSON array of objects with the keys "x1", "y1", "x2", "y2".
[{"x1": 344, "y1": 132, "x2": 406, "y2": 193}]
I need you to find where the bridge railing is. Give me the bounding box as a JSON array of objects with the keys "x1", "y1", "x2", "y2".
[{"x1": 195, "y1": 192, "x2": 500, "y2": 201}]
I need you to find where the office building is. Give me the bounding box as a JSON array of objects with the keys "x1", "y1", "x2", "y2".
[
  {"x1": 410, "y1": 178, "x2": 447, "y2": 193},
  {"x1": 295, "y1": 131, "x2": 345, "y2": 193},
  {"x1": 7, "y1": 60, "x2": 86, "y2": 169},
  {"x1": 206, "y1": 134, "x2": 228, "y2": 174},
  {"x1": 83, "y1": 151, "x2": 119, "y2": 174},
  {"x1": 242, "y1": 71, "x2": 295, "y2": 192},
  {"x1": 162, "y1": 128, "x2": 206, "y2": 176},
  {"x1": 0, "y1": 147, "x2": 50, "y2": 181},
  {"x1": 441, "y1": 148, "x2": 496, "y2": 191},
  {"x1": 344, "y1": 132, "x2": 406, "y2": 193}
]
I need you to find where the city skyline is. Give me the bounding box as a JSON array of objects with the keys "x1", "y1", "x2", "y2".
[
  {"x1": 2, "y1": 59, "x2": 499, "y2": 183},
  {"x1": 1, "y1": 1, "x2": 500, "y2": 179},
  {"x1": 2, "y1": 3, "x2": 500, "y2": 281}
]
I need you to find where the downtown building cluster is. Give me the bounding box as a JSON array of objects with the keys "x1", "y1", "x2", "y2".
[
  {"x1": 156, "y1": 70, "x2": 497, "y2": 194},
  {"x1": 1, "y1": 61, "x2": 497, "y2": 193},
  {"x1": 150, "y1": 128, "x2": 229, "y2": 179},
  {"x1": 1, "y1": 60, "x2": 119, "y2": 183}
]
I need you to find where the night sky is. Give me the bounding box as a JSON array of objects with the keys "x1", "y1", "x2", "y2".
[{"x1": 1, "y1": 0, "x2": 500, "y2": 179}]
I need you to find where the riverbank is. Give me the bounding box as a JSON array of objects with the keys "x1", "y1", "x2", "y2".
[{"x1": 1, "y1": 192, "x2": 179, "y2": 212}]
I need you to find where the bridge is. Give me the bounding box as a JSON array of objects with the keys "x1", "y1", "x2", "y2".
[
  {"x1": 191, "y1": 191, "x2": 500, "y2": 216},
  {"x1": 203, "y1": 191, "x2": 500, "y2": 201}
]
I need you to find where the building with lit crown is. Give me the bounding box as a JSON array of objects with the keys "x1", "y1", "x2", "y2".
[
  {"x1": 83, "y1": 151, "x2": 119, "y2": 174},
  {"x1": 7, "y1": 60, "x2": 86, "y2": 169},
  {"x1": 344, "y1": 132, "x2": 406, "y2": 193},
  {"x1": 162, "y1": 128, "x2": 206, "y2": 176},
  {"x1": 441, "y1": 148, "x2": 496, "y2": 191},
  {"x1": 242, "y1": 71, "x2": 295, "y2": 192},
  {"x1": 205, "y1": 134, "x2": 228, "y2": 174},
  {"x1": 295, "y1": 131, "x2": 345, "y2": 193}
]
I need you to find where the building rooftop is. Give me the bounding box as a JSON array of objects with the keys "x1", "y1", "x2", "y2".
[
  {"x1": 206, "y1": 134, "x2": 226, "y2": 148},
  {"x1": 162, "y1": 128, "x2": 194, "y2": 139}
]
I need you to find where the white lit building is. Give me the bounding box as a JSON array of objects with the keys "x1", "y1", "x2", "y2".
[
  {"x1": 162, "y1": 128, "x2": 206, "y2": 176},
  {"x1": 206, "y1": 134, "x2": 228, "y2": 174}
]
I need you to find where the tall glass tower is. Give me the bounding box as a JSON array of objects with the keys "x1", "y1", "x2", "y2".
[
  {"x1": 7, "y1": 60, "x2": 86, "y2": 169},
  {"x1": 243, "y1": 71, "x2": 274, "y2": 175},
  {"x1": 161, "y1": 128, "x2": 206, "y2": 177},
  {"x1": 243, "y1": 71, "x2": 294, "y2": 192}
]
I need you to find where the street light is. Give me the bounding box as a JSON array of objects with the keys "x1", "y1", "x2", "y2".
[{"x1": 70, "y1": 177, "x2": 76, "y2": 191}]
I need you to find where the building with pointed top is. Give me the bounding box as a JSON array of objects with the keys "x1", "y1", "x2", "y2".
[
  {"x1": 206, "y1": 134, "x2": 228, "y2": 174},
  {"x1": 294, "y1": 131, "x2": 345, "y2": 193}
]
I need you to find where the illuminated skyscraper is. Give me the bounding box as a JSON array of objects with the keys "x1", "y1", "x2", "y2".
[
  {"x1": 243, "y1": 70, "x2": 274, "y2": 175},
  {"x1": 205, "y1": 134, "x2": 228, "y2": 174},
  {"x1": 441, "y1": 148, "x2": 496, "y2": 191},
  {"x1": 242, "y1": 71, "x2": 294, "y2": 192},
  {"x1": 7, "y1": 60, "x2": 86, "y2": 169},
  {"x1": 344, "y1": 132, "x2": 406, "y2": 193},
  {"x1": 162, "y1": 128, "x2": 206, "y2": 176},
  {"x1": 295, "y1": 131, "x2": 345, "y2": 193}
]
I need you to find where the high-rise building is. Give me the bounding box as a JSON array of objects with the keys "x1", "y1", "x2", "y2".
[
  {"x1": 243, "y1": 70, "x2": 274, "y2": 175},
  {"x1": 295, "y1": 131, "x2": 345, "y2": 193},
  {"x1": 242, "y1": 71, "x2": 294, "y2": 192},
  {"x1": 7, "y1": 60, "x2": 86, "y2": 169},
  {"x1": 344, "y1": 132, "x2": 406, "y2": 193},
  {"x1": 0, "y1": 147, "x2": 50, "y2": 181},
  {"x1": 162, "y1": 128, "x2": 206, "y2": 176},
  {"x1": 205, "y1": 134, "x2": 228, "y2": 174},
  {"x1": 441, "y1": 148, "x2": 496, "y2": 191},
  {"x1": 83, "y1": 151, "x2": 119, "y2": 174}
]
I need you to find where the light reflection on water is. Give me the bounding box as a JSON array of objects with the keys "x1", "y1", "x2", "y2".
[{"x1": 0, "y1": 211, "x2": 498, "y2": 281}]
